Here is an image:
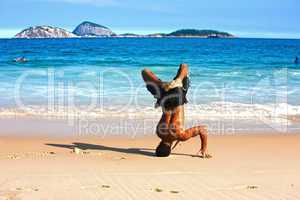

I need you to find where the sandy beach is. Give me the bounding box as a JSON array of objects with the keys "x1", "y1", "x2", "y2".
[{"x1": 0, "y1": 134, "x2": 300, "y2": 199}]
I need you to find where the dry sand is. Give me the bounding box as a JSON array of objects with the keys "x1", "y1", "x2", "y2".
[{"x1": 0, "y1": 134, "x2": 300, "y2": 199}]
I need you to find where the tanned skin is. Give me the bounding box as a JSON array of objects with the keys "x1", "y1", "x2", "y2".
[{"x1": 142, "y1": 64, "x2": 211, "y2": 158}]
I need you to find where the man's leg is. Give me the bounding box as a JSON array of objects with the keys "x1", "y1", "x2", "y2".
[
  {"x1": 164, "y1": 63, "x2": 189, "y2": 91},
  {"x1": 142, "y1": 68, "x2": 166, "y2": 98},
  {"x1": 141, "y1": 68, "x2": 163, "y2": 85},
  {"x1": 174, "y1": 63, "x2": 189, "y2": 81},
  {"x1": 142, "y1": 64, "x2": 188, "y2": 85}
]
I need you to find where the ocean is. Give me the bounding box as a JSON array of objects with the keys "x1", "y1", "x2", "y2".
[{"x1": 0, "y1": 38, "x2": 300, "y2": 134}]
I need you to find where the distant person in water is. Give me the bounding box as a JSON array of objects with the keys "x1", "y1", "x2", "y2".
[
  {"x1": 141, "y1": 64, "x2": 211, "y2": 158},
  {"x1": 14, "y1": 57, "x2": 28, "y2": 63},
  {"x1": 295, "y1": 56, "x2": 299, "y2": 64}
]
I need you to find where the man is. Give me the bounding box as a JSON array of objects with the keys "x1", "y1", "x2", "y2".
[{"x1": 141, "y1": 64, "x2": 211, "y2": 158}]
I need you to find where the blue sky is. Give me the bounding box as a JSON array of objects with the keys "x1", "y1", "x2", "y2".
[{"x1": 0, "y1": 0, "x2": 299, "y2": 38}]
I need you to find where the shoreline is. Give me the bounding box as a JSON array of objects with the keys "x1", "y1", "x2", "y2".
[
  {"x1": 0, "y1": 116, "x2": 300, "y2": 138},
  {"x1": 0, "y1": 134, "x2": 299, "y2": 199},
  {"x1": 0, "y1": 101, "x2": 299, "y2": 137}
]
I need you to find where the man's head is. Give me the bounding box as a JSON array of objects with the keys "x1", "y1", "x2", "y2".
[{"x1": 155, "y1": 141, "x2": 171, "y2": 157}]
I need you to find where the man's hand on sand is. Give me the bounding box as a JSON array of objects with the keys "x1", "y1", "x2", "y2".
[{"x1": 197, "y1": 149, "x2": 212, "y2": 159}]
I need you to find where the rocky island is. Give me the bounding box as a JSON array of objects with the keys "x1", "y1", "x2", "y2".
[
  {"x1": 166, "y1": 29, "x2": 234, "y2": 38},
  {"x1": 14, "y1": 22, "x2": 235, "y2": 38},
  {"x1": 72, "y1": 21, "x2": 115, "y2": 37},
  {"x1": 14, "y1": 26, "x2": 77, "y2": 38}
]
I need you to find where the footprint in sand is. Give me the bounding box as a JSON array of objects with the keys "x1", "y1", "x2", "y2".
[
  {"x1": 14, "y1": 187, "x2": 39, "y2": 193},
  {"x1": 101, "y1": 185, "x2": 111, "y2": 189},
  {"x1": 170, "y1": 190, "x2": 180, "y2": 194},
  {"x1": 151, "y1": 188, "x2": 181, "y2": 194},
  {"x1": 216, "y1": 185, "x2": 259, "y2": 191},
  {"x1": 153, "y1": 188, "x2": 163, "y2": 192},
  {"x1": 113, "y1": 156, "x2": 127, "y2": 160},
  {"x1": 80, "y1": 184, "x2": 111, "y2": 190},
  {"x1": 247, "y1": 185, "x2": 259, "y2": 190}
]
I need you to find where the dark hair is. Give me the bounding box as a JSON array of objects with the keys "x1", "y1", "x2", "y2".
[{"x1": 155, "y1": 141, "x2": 171, "y2": 157}]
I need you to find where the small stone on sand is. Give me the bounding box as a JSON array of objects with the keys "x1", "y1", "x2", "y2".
[
  {"x1": 73, "y1": 147, "x2": 81, "y2": 154},
  {"x1": 101, "y1": 185, "x2": 110, "y2": 188},
  {"x1": 154, "y1": 188, "x2": 163, "y2": 192},
  {"x1": 114, "y1": 156, "x2": 127, "y2": 160},
  {"x1": 170, "y1": 190, "x2": 180, "y2": 194},
  {"x1": 247, "y1": 185, "x2": 258, "y2": 190}
]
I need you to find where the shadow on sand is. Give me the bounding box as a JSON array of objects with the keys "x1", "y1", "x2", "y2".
[
  {"x1": 45, "y1": 142, "x2": 195, "y2": 158},
  {"x1": 46, "y1": 142, "x2": 155, "y2": 157}
]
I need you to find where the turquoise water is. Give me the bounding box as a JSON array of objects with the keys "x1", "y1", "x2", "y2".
[{"x1": 0, "y1": 38, "x2": 300, "y2": 122}]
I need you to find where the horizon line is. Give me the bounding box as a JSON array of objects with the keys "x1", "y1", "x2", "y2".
[
  {"x1": 1, "y1": 37, "x2": 300, "y2": 40},
  {"x1": 1, "y1": 27, "x2": 300, "y2": 40}
]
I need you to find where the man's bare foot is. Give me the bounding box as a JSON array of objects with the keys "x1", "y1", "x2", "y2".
[
  {"x1": 197, "y1": 149, "x2": 212, "y2": 159},
  {"x1": 162, "y1": 79, "x2": 183, "y2": 92}
]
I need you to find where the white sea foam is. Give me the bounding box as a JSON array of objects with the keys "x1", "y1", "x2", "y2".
[
  {"x1": 1, "y1": 102, "x2": 299, "y2": 124},
  {"x1": 291, "y1": 72, "x2": 300, "y2": 76},
  {"x1": 185, "y1": 102, "x2": 300, "y2": 124}
]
